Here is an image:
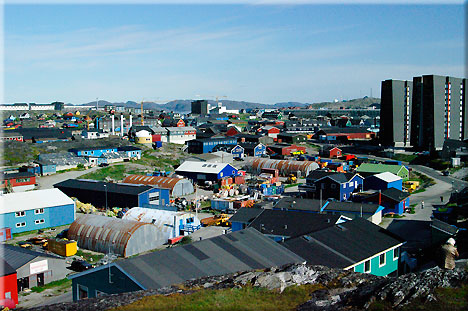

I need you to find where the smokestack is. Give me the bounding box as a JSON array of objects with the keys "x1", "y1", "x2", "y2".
[
  {"x1": 111, "y1": 115, "x2": 115, "y2": 135},
  {"x1": 120, "y1": 115, "x2": 124, "y2": 136},
  {"x1": 130, "y1": 115, "x2": 133, "y2": 129}
]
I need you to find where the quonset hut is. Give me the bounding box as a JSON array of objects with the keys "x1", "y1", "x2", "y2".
[
  {"x1": 122, "y1": 175, "x2": 194, "y2": 197},
  {"x1": 244, "y1": 158, "x2": 319, "y2": 178},
  {"x1": 68, "y1": 214, "x2": 163, "y2": 257}
]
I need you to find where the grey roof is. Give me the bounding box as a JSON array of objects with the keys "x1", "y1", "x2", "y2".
[
  {"x1": 249, "y1": 210, "x2": 340, "y2": 238},
  {"x1": 54, "y1": 179, "x2": 153, "y2": 195},
  {"x1": 283, "y1": 218, "x2": 405, "y2": 269},
  {"x1": 0, "y1": 244, "x2": 59, "y2": 270},
  {"x1": 0, "y1": 258, "x2": 16, "y2": 277},
  {"x1": 381, "y1": 188, "x2": 411, "y2": 202},
  {"x1": 324, "y1": 201, "x2": 382, "y2": 214},
  {"x1": 229, "y1": 208, "x2": 264, "y2": 223},
  {"x1": 115, "y1": 228, "x2": 304, "y2": 289},
  {"x1": 430, "y1": 219, "x2": 459, "y2": 235},
  {"x1": 307, "y1": 171, "x2": 357, "y2": 183},
  {"x1": 273, "y1": 197, "x2": 324, "y2": 212}
]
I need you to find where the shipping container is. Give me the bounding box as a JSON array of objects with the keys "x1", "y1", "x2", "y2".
[
  {"x1": 47, "y1": 238, "x2": 78, "y2": 257},
  {"x1": 0, "y1": 227, "x2": 12, "y2": 242}
]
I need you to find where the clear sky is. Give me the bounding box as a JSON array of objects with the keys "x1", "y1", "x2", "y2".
[{"x1": 4, "y1": 3, "x2": 465, "y2": 105}]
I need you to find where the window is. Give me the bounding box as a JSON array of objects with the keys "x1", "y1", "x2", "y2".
[
  {"x1": 35, "y1": 208, "x2": 44, "y2": 215},
  {"x1": 186, "y1": 217, "x2": 194, "y2": 224},
  {"x1": 5, "y1": 292, "x2": 11, "y2": 299},
  {"x1": 35, "y1": 219, "x2": 45, "y2": 225},
  {"x1": 15, "y1": 211, "x2": 25, "y2": 217},
  {"x1": 379, "y1": 253, "x2": 386, "y2": 267},
  {"x1": 78, "y1": 285, "x2": 89, "y2": 300},
  {"x1": 16, "y1": 222, "x2": 26, "y2": 228},
  {"x1": 16, "y1": 178, "x2": 30, "y2": 183},
  {"x1": 364, "y1": 260, "x2": 371, "y2": 273},
  {"x1": 393, "y1": 248, "x2": 399, "y2": 260}
]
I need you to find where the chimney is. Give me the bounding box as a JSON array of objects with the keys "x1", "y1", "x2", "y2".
[
  {"x1": 129, "y1": 115, "x2": 133, "y2": 129},
  {"x1": 111, "y1": 115, "x2": 115, "y2": 135},
  {"x1": 378, "y1": 190, "x2": 381, "y2": 205},
  {"x1": 120, "y1": 115, "x2": 124, "y2": 136}
]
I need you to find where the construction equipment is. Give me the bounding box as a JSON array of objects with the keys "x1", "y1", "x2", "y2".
[
  {"x1": 291, "y1": 150, "x2": 305, "y2": 156},
  {"x1": 286, "y1": 174, "x2": 297, "y2": 184},
  {"x1": 47, "y1": 238, "x2": 78, "y2": 257},
  {"x1": 200, "y1": 214, "x2": 230, "y2": 227}
]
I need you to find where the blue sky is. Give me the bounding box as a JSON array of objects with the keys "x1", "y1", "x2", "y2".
[{"x1": 4, "y1": 3, "x2": 465, "y2": 104}]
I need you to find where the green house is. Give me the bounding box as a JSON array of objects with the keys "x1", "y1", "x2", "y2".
[
  {"x1": 356, "y1": 163, "x2": 409, "y2": 181},
  {"x1": 283, "y1": 218, "x2": 405, "y2": 277}
]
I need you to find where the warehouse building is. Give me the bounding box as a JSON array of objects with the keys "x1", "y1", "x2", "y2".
[
  {"x1": 69, "y1": 228, "x2": 304, "y2": 301},
  {"x1": 0, "y1": 189, "x2": 75, "y2": 234},
  {"x1": 68, "y1": 214, "x2": 164, "y2": 257},
  {"x1": 123, "y1": 207, "x2": 201, "y2": 238},
  {"x1": 0, "y1": 171, "x2": 36, "y2": 193},
  {"x1": 0, "y1": 244, "x2": 69, "y2": 294},
  {"x1": 54, "y1": 179, "x2": 170, "y2": 208},
  {"x1": 187, "y1": 137, "x2": 237, "y2": 154},
  {"x1": 175, "y1": 161, "x2": 239, "y2": 182},
  {"x1": 122, "y1": 175, "x2": 194, "y2": 197}
]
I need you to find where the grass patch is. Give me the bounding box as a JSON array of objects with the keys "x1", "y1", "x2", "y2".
[
  {"x1": 75, "y1": 249, "x2": 104, "y2": 263},
  {"x1": 79, "y1": 164, "x2": 127, "y2": 181},
  {"x1": 12, "y1": 229, "x2": 42, "y2": 238},
  {"x1": 109, "y1": 284, "x2": 324, "y2": 311},
  {"x1": 284, "y1": 183, "x2": 301, "y2": 188},
  {"x1": 408, "y1": 171, "x2": 435, "y2": 193},
  {"x1": 392, "y1": 153, "x2": 418, "y2": 163},
  {"x1": 30, "y1": 278, "x2": 71, "y2": 293}
]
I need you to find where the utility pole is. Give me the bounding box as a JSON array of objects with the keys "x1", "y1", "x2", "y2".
[{"x1": 104, "y1": 184, "x2": 112, "y2": 284}]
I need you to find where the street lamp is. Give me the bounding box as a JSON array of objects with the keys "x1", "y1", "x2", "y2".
[{"x1": 103, "y1": 184, "x2": 112, "y2": 284}]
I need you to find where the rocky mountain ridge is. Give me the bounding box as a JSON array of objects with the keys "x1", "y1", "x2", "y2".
[{"x1": 27, "y1": 263, "x2": 467, "y2": 311}]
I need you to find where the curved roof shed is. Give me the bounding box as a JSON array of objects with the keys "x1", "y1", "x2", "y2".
[
  {"x1": 68, "y1": 214, "x2": 163, "y2": 257},
  {"x1": 245, "y1": 158, "x2": 319, "y2": 177},
  {"x1": 122, "y1": 175, "x2": 194, "y2": 197}
]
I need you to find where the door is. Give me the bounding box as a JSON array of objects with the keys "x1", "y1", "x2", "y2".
[
  {"x1": 17, "y1": 277, "x2": 30, "y2": 292},
  {"x1": 37, "y1": 273, "x2": 45, "y2": 287},
  {"x1": 78, "y1": 285, "x2": 88, "y2": 300}
]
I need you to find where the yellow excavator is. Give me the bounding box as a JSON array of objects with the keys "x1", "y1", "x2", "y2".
[{"x1": 286, "y1": 174, "x2": 297, "y2": 184}]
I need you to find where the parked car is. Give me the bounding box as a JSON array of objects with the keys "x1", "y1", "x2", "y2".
[
  {"x1": 442, "y1": 170, "x2": 450, "y2": 176},
  {"x1": 70, "y1": 260, "x2": 94, "y2": 272},
  {"x1": 99, "y1": 163, "x2": 109, "y2": 167}
]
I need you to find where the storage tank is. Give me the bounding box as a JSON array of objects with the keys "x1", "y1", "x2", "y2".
[
  {"x1": 68, "y1": 214, "x2": 163, "y2": 257},
  {"x1": 122, "y1": 175, "x2": 194, "y2": 196},
  {"x1": 244, "y1": 158, "x2": 319, "y2": 177}
]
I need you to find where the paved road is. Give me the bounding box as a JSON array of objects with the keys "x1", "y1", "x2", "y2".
[
  {"x1": 35, "y1": 291, "x2": 73, "y2": 307},
  {"x1": 36, "y1": 166, "x2": 101, "y2": 190}
]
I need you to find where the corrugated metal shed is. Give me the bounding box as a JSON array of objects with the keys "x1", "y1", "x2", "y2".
[
  {"x1": 122, "y1": 175, "x2": 194, "y2": 196},
  {"x1": 245, "y1": 158, "x2": 319, "y2": 177},
  {"x1": 68, "y1": 214, "x2": 164, "y2": 257}
]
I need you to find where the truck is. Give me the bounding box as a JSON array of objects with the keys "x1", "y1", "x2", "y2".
[{"x1": 200, "y1": 214, "x2": 231, "y2": 227}]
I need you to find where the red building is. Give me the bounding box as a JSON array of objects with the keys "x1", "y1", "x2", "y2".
[
  {"x1": 321, "y1": 146, "x2": 342, "y2": 158},
  {"x1": 0, "y1": 259, "x2": 18, "y2": 307},
  {"x1": 0, "y1": 172, "x2": 36, "y2": 192},
  {"x1": 226, "y1": 126, "x2": 241, "y2": 137},
  {"x1": 176, "y1": 119, "x2": 186, "y2": 127},
  {"x1": 258, "y1": 126, "x2": 281, "y2": 139}
]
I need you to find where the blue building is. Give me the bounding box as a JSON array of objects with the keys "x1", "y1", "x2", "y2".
[
  {"x1": 187, "y1": 137, "x2": 237, "y2": 154},
  {"x1": 363, "y1": 188, "x2": 410, "y2": 215},
  {"x1": 230, "y1": 145, "x2": 244, "y2": 159},
  {"x1": 54, "y1": 179, "x2": 170, "y2": 209},
  {"x1": 175, "y1": 161, "x2": 239, "y2": 182},
  {"x1": 34, "y1": 160, "x2": 57, "y2": 176},
  {"x1": 239, "y1": 142, "x2": 266, "y2": 157},
  {"x1": 0, "y1": 189, "x2": 75, "y2": 234},
  {"x1": 300, "y1": 171, "x2": 364, "y2": 201},
  {"x1": 69, "y1": 146, "x2": 117, "y2": 157},
  {"x1": 117, "y1": 146, "x2": 142, "y2": 159},
  {"x1": 364, "y1": 172, "x2": 403, "y2": 191}
]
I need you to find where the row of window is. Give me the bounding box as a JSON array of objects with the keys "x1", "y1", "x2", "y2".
[
  {"x1": 16, "y1": 178, "x2": 31, "y2": 183},
  {"x1": 363, "y1": 248, "x2": 399, "y2": 273},
  {"x1": 15, "y1": 208, "x2": 44, "y2": 217},
  {"x1": 16, "y1": 219, "x2": 45, "y2": 227}
]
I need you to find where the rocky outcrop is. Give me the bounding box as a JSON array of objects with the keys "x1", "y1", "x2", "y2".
[{"x1": 26, "y1": 264, "x2": 468, "y2": 311}]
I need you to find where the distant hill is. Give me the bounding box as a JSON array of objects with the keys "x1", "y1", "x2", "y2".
[{"x1": 83, "y1": 97, "x2": 380, "y2": 113}]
